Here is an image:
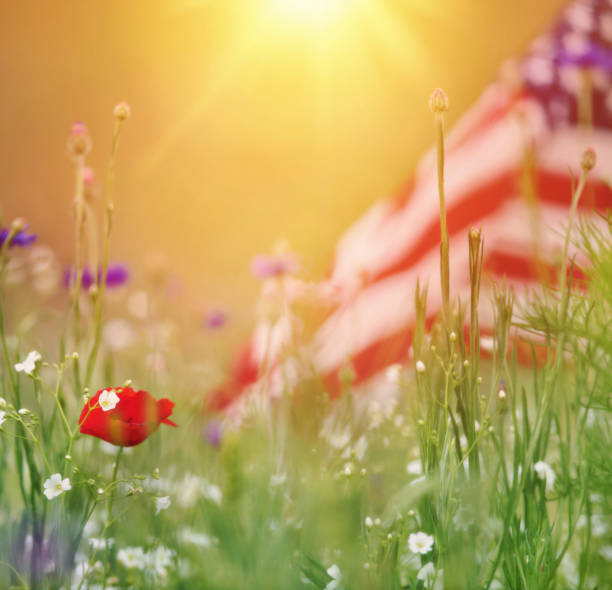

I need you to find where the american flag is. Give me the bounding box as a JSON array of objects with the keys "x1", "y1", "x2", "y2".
[{"x1": 209, "y1": 0, "x2": 612, "y2": 413}]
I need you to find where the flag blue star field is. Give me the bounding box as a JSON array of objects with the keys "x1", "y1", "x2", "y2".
[{"x1": 211, "y1": 0, "x2": 612, "y2": 413}]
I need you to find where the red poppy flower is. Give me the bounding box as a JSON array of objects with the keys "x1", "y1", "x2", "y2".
[{"x1": 79, "y1": 386, "x2": 178, "y2": 447}]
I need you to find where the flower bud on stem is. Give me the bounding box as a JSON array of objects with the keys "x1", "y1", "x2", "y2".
[
  {"x1": 85, "y1": 105, "x2": 129, "y2": 388},
  {"x1": 430, "y1": 89, "x2": 450, "y2": 323},
  {"x1": 468, "y1": 227, "x2": 484, "y2": 364},
  {"x1": 71, "y1": 149, "x2": 86, "y2": 393}
]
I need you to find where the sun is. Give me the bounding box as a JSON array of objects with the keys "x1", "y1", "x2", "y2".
[{"x1": 268, "y1": 0, "x2": 351, "y2": 26}]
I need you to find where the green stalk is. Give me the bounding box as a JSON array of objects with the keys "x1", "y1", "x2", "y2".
[
  {"x1": 524, "y1": 161, "x2": 590, "y2": 468},
  {"x1": 103, "y1": 445, "x2": 124, "y2": 590},
  {"x1": 85, "y1": 118, "x2": 124, "y2": 389},
  {"x1": 434, "y1": 112, "x2": 450, "y2": 322},
  {"x1": 72, "y1": 154, "x2": 86, "y2": 355}
]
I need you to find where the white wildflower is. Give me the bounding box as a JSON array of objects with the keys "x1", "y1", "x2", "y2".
[
  {"x1": 155, "y1": 495, "x2": 171, "y2": 515},
  {"x1": 480, "y1": 336, "x2": 494, "y2": 352},
  {"x1": 43, "y1": 473, "x2": 71, "y2": 500},
  {"x1": 175, "y1": 473, "x2": 203, "y2": 508},
  {"x1": 325, "y1": 564, "x2": 342, "y2": 590},
  {"x1": 203, "y1": 483, "x2": 223, "y2": 505},
  {"x1": 0, "y1": 411, "x2": 7, "y2": 427},
  {"x1": 365, "y1": 516, "x2": 373, "y2": 529},
  {"x1": 0, "y1": 397, "x2": 6, "y2": 409},
  {"x1": 98, "y1": 389, "x2": 120, "y2": 412},
  {"x1": 18, "y1": 408, "x2": 30, "y2": 415},
  {"x1": 146, "y1": 545, "x2": 174, "y2": 577},
  {"x1": 417, "y1": 562, "x2": 443, "y2": 589},
  {"x1": 408, "y1": 531, "x2": 434, "y2": 555},
  {"x1": 89, "y1": 537, "x2": 114, "y2": 551},
  {"x1": 178, "y1": 527, "x2": 214, "y2": 548},
  {"x1": 385, "y1": 363, "x2": 403, "y2": 384},
  {"x1": 117, "y1": 546, "x2": 146, "y2": 570},
  {"x1": 15, "y1": 351, "x2": 41, "y2": 376},
  {"x1": 534, "y1": 461, "x2": 556, "y2": 492},
  {"x1": 415, "y1": 360, "x2": 426, "y2": 374},
  {"x1": 406, "y1": 460, "x2": 422, "y2": 475}
]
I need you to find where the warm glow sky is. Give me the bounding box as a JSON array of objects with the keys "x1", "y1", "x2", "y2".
[{"x1": 1, "y1": 0, "x2": 565, "y2": 328}]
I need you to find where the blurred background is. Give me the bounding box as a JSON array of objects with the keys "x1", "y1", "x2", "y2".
[{"x1": 1, "y1": 0, "x2": 565, "y2": 334}]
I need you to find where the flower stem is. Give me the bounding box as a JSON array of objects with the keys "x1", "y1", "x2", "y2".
[
  {"x1": 103, "y1": 445, "x2": 123, "y2": 589},
  {"x1": 434, "y1": 111, "x2": 450, "y2": 322},
  {"x1": 72, "y1": 154, "x2": 86, "y2": 353},
  {"x1": 85, "y1": 118, "x2": 123, "y2": 389}
]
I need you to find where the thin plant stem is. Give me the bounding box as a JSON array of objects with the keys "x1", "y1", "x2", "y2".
[
  {"x1": 85, "y1": 118, "x2": 123, "y2": 388},
  {"x1": 72, "y1": 154, "x2": 86, "y2": 352},
  {"x1": 103, "y1": 444, "x2": 123, "y2": 590},
  {"x1": 434, "y1": 111, "x2": 450, "y2": 321}
]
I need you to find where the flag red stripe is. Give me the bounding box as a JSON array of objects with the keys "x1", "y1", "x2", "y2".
[{"x1": 366, "y1": 169, "x2": 611, "y2": 286}]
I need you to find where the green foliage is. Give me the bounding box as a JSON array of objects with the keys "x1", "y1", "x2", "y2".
[{"x1": 1, "y1": 127, "x2": 611, "y2": 589}]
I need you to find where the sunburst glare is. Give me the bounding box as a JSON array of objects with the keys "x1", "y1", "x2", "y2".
[{"x1": 268, "y1": 0, "x2": 351, "y2": 25}]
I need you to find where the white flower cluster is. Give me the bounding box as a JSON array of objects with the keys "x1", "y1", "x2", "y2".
[
  {"x1": 147, "y1": 473, "x2": 223, "y2": 509},
  {"x1": 117, "y1": 545, "x2": 175, "y2": 577}
]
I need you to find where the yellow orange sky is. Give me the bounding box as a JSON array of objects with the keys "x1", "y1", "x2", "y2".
[{"x1": 1, "y1": 0, "x2": 565, "y2": 328}]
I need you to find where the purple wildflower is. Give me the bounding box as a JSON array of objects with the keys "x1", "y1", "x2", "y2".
[
  {"x1": 250, "y1": 254, "x2": 299, "y2": 279},
  {"x1": 102, "y1": 264, "x2": 130, "y2": 288},
  {"x1": 202, "y1": 420, "x2": 223, "y2": 449},
  {"x1": 0, "y1": 228, "x2": 37, "y2": 248},
  {"x1": 63, "y1": 263, "x2": 130, "y2": 290},
  {"x1": 204, "y1": 308, "x2": 228, "y2": 330}
]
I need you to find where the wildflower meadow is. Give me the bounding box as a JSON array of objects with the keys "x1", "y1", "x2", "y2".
[{"x1": 1, "y1": 81, "x2": 612, "y2": 590}]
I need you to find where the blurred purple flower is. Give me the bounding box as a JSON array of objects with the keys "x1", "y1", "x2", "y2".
[
  {"x1": 204, "y1": 308, "x2": 228, "y2": 330},
  {"x1": 557, "y1": 41, "x2": 612, "y2": 69},
  {"x1": 103, "y1": 264, "x2": 130, "y2": 288},
  {"x1": 202, "y1": 420, "x2": 223, "y2": 449},
  {"x1": 250, "y1": 254, "x2": 299, "y2": 279},
  {"x1": 0, "y1": 228, "x2": 37, "y2": 248},
  {"x1": 63, "y1": 263, "x2": 130, "y2": 290}
]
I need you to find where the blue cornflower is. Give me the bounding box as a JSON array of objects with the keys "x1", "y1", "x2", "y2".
[{"x1": 0, "y1": 227, "x2": 37, "y2": 248}]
